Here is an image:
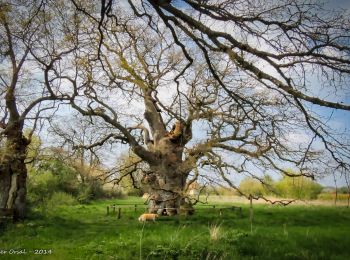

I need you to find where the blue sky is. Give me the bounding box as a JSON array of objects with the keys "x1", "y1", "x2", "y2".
[{"x1": 328, "y1": 0, "x2": 350, "y2": 9}]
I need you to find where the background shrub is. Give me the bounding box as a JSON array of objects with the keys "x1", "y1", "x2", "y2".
[
  {"x1": 47, "y1": 191, "x2": 78, "y2": 209},
  {"x1": 275, "y1": 176, "x2": 322, "y2": 200}
]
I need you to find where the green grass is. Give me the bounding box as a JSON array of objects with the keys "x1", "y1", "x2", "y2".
[{"x1": 1, "y1": 197, "x2": 350, "y2": 259}]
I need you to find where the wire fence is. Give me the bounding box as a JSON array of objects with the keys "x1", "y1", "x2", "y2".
[{"x1": 106, "y1": 203, "x2": 242, "y2": 219}]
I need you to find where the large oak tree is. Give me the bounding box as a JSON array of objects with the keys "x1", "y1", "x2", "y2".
[{"x1": 46, "y1": 0, "x2": 349, "y2": 214}]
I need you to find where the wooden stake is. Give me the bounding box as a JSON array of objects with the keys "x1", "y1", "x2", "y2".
[
  {"x1": 249, "y1": 195, "x2": 253, "y2": 233},
  {"x1": 107, "y1": 206, "x2": 109, "y2": 215},
  {"x1": 118, "y1": 208, "x2": 121, "y2": 219}
]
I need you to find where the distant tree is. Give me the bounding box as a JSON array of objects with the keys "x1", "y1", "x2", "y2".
[
  {"x1": 27, "y1": 158, "x2": 77, "y2": 207},
  {"x1": 275, "y1": 173, "x2": 323, "y2": 200},
  {"x1": 345, "y1": 173, "x2": 350, "y2": 207},
  {"x1": 110, "y1": 153, "x2": 145, "y2": 196},
  {"x1": 256, "y1": 175, "x2": 276, "y2": 196},
  {"x1": 338, "y1": 186, "x2": 350, "y2": 194},
  {"x1": 49, "y1": 116, "x2": 107, "y2": 184},
  {"x1": 239, "y1": 177, "x2": 264, "y2": 197},
  {"x1": 24, "y1": 130, "x2": 42, "y2": 169}
]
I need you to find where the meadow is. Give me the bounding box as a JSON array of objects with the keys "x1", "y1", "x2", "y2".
[{"x1": 1, "y1": 196, "x2": 350, "y2": 260}]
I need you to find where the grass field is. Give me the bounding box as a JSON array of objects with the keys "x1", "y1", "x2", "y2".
[{"x1": 1, "y1": 196, "x2": 350, "y2": 259}]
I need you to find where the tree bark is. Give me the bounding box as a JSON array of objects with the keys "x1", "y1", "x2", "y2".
[
  {"x1": 0, "y1": 131, "x2": 28, "y2": 220},
  {"x1": 141, "y1": 124, "x2": 192, "y2": 216}
]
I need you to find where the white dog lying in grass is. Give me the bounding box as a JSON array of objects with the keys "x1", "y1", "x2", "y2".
[{"x1": 138, "y1": 213, "x2": 159, "y2": 222}]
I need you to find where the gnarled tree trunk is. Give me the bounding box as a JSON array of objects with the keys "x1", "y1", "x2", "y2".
[
  {"x1": 0, "y1": 129, "x2": 28, "y2": 220},
  {"x1": 132, "y1": 88, "x2": 195, "y2": 216},
  {"x1": 140, "y1": 121, "x2": 192, "y2": 216}
]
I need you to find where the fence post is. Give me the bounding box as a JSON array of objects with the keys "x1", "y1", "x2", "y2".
[
  {"x1": 118, "y1": 208, "x2": 121, "y2": 219},
  {"x1": 134, "y1": 204, "x2": 137, "y2": 213},
  {"x1": 113, "y1": 204, "x2": 116, "y2": 214},
  {"x1": 249, "y1": 195, "x2": 253, "y2": 233},
  {"x1": 107, "y1": 206, "x2": 109, "y2": 215}
]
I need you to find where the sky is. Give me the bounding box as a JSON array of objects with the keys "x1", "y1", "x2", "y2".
[{"x1": 328, "y1": 0, "x2": 350, "y2": 9}]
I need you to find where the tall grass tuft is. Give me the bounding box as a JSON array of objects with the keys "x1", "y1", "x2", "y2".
[
  {"x1": 139, "y1": 221, "x2": 145, "y2": 260},
  {"x1": 283, "y1": 223, "x2": 288, "y2": 237},
  {"x1": 209, "y1": 224, "x2": 222, "y2": 241}
]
